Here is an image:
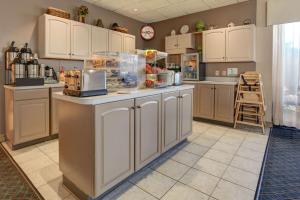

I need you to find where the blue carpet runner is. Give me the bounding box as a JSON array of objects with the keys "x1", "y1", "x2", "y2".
[{"x1": 256, "y1": 126, "x2": 300, "y2": 200}]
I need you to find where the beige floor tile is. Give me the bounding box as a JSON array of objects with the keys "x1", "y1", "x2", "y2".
[
  {"x1": 241, "y1": 140, "x2": 266, "y2": 153},
  {"x1": 187, "y1": 132, "x2": 202, "y2": 142},
  {"x1": 19, "y1": 154, "x2": 54, "y2": 174},
  {"x1": 207, "y1": 126, "x2": 229, "y2": 134},
  {"x1": 171, "y1": 150, "x2": 201, "y2": 167},
  {"x1": 225, "y1": 130, "x2": 248, "y2": 139},
  {"x1": 27, "y1": 163, "x2": 62, "y2": 188},
  {"x1": 230, "y1": 156, "x2": 262, "y2": 175},
  {"x1": 208, "y1": 197, "x2": 217, "y2": 200},
  {"x1": 204, "y1": 149, "x2": 234, "y2": 164},
  {"x1": 64, "y1": 194, "x2": 79, "y2": 200},
  {"x1": 129, "y1": 168, "x2": 176, "y2": 199},
  {"x1": 193, "y1": 121, "x2": 211, "y2": 134},
  {"x1": 37, "y1": 177, "x2": 70, "y2": 200},
  {"x1": 193, "y1": 158, "x2": 227, "y2": 177},
  {"x1": 245, "y1": 134, "x2": 268, "y2": 145},
  {"x1": 102, "y1": 181, "x2": 156, "y2": 200},
  {"x1": 211, "y1": 142, "x2": 239, "y2": 154},
  {"x1": 180, "y1": 168, "x2": 220, "y2": 195},
  {"x1": 212, "y1": 179, "x2": 255, "y2": 200},
  {"x1": 161, "y1": 182, "x2": 209, "y2": 200},
  {"x1": 193, "y1": 136, "x2": 217, "y2": 148},
  {"x1": 236, "y1": 146, "x2": 264, "y2": 162},
  {"x1": 3, "y1": 143, "x2": 38, "y2": 156},
  {"x1": 222, "y1": 166, "x2": 259, "y2": 190},
  {"x1": 152, "y1": 159, "x2": 190, "y2": 180},
  {"x1": 37, "y1": 140, "x2": 59, "y2": 154},
  {"x1": 218, "y1": 135, "x2": 244, "y2": 146},
  {"x1": 182, "y1": 143, "x2": 209, "y2": 156},
  {"x1": 46, "y1": 150, "x2": 59, "y2": 163},
  {"x1": 12, "y1": 148, "x2": 45, "y2": 164}
]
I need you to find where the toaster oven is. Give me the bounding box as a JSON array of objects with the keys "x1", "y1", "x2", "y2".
[{"x1": 64, "y1": 69, "x2": 107, "y2": 97}]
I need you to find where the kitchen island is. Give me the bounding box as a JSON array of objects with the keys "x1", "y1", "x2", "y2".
[{"x1": 53, "y1": 85, "x2": 194, "y2": 200}]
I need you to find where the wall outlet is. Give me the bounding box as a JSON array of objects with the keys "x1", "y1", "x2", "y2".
[
  {"x1": 222, "y1": 70, "x2": 227, "y2": 76},
  {"x1": 227, "y1": 68, "x2": 238, "y2": 76},
  {"x1": 215, "y1": 70, "x2": 220, "y2": 76}
]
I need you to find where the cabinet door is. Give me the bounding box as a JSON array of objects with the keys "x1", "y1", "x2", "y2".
[
  {"x1": 179, "y1": 89, "x2": 193, "y2": 140},
  {"x1": 41, "y1": 14, "x2": 71, "y2": 59},
  {"x1": 91, "y1": 26, "x2": 108, "y2": 54},
  {"x1": 135, "y1": 95, "x2": 161, "y2": 169},
  {"x1": 214, "y1": 85, "x2": 235, "y2": 123},
  {"x1": 192, "y1": 83, "x2": 200, "y2": 117},
  {"x1": 165, "y1": 36, "x2": 178, "y2": 51},
  {"x1": 198, "y1": 84, "x2": 215, "y2": 119},
  {"x1": 71, "y1": 21, "x2": 91, "y2": 59},
  {"x1": 162, "y1": 91, "x2": 180, "y2": 152},
  {"x1": 50, "y1": 87, "x2": 64, "y2": 135},
  {"x1": 14, "y1": 99, "x2": 49, "y2": 144},
  {"x1": 123, "y1": 34, "x2": 136, "y2": 53},
  {"x1": 226, "y1": 25, "x2": 256, "y2": 62},
  {"x1": 95, "y1": 99, "x2": 134, "y2": 192},
  {"x1": 109, "y1": 30, "x2": 123, "y2": 52},
  {"x1": 203, "y1": 29, "x2": 226, "y2": 62},
  {"x1": 178, "y1": 33, "x2": 194, "y2": 49}
]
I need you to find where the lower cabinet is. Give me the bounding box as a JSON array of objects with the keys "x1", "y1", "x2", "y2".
[
  {"x1": 162, "y1": 91, "x2": 180, "y2": 152},
  {"x1": 50, "y1": 87, "x2": 64, "y2": 135},
  {"x1": 94, "y1": 99, "x2": 135, "y2": 195},
  {"x1": 193, "y1": 83, "x2": 236, "y2": 123},
  {"x1": 14, "y1": 99, "x2": 49, "y2": 144},
  {"x1": 179, "y1": 89, "x2": 193, "y2": 139},
  {"x1": 5, "y1": 88, "x2": 50, "y2": 148},
  {"x1": 162, "y1": 89, "x2": 193, "y2": 152},
  {"x1": 135, "y1": 95, "x2": 161, "y2": 170}
]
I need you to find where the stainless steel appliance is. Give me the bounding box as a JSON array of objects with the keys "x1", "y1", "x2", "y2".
[
  {"x1": 27, "y1": 59, "x2": 39, "y2": 78},
  {"x1": 64, "y1": 69, "x2": 107, "y2": 97},
  {"x1": 20, "y1": 43, "x2": 32, "y2": 62},
  {"x1": 174, "y1": 72, "x2": 183, "y2": 86}
]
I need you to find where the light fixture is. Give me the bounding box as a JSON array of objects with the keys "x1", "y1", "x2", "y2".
[{"x1": 133, "y1": 8, "x2": 138, "y2": 12}]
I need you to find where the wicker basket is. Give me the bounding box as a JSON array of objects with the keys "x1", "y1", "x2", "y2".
[
  {"x1": 47, "y1": 7, "x2": 70, "y2": 19},
  {"x1": 113, "y1": 27, "x2": 128, "y2": 33}
]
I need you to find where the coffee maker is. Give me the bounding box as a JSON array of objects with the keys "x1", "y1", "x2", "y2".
[{"x1": 5, "y1": 42, "x2": 44, "y2": 86}]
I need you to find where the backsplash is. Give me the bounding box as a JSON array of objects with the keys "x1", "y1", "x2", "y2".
[{"x1": 205, "y1": 62, "x2": 256, "y2": 77}]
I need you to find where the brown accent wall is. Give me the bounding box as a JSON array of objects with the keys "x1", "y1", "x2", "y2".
[
  {"x1": 0, "y1": 0, "x2": 144, "y2": 136},
  {"x1": 145, "y1": 0, "x2": 257, "y2": 51}
]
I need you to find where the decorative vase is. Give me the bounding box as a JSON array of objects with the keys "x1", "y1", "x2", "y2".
[{"x1": 79, "y1": 15, "x2": 86, "y2": 23}]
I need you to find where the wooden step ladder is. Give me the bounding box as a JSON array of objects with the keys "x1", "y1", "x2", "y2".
[{"x1": 234, "y1": 71, "x2": 266, "y2": 134}]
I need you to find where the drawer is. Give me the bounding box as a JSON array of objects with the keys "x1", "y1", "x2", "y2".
[{"x1": 14, "y1": 88, "x2": 49, "y2": 101}]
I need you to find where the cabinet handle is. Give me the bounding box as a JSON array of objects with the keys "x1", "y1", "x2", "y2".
[
  {"x1": 130, "y1": 106, "x2": 135, "y2": 110},
  {"x1": 136, "y1": 106, "x2": 141, "y2": 109},
  {"x1": 178, "y1": 96, "x2": 183, "y2": 98}
]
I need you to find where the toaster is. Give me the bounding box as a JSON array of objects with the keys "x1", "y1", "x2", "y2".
[{"x1": 64, "y1": 69, "x2": 107, "y2": 97}]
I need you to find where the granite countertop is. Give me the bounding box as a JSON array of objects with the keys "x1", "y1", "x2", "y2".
[
  {"x1": 4, "y1": 82, "x2": 65, "y2": 90},
  {"x1": 53, "y1": 84, "x2": 194, "y2": 105}
]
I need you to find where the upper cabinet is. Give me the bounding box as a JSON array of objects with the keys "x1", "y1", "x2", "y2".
[
  {"x1": 226, "y1": 25, "x2": 256, "y2": 62},
  {"x1": 165, "y1": 33, "x2": 195, "y2": 54},
  {"x1": 203, "y1": 24, "x2": 256, "y2": 63},
  {"x1": 39, "y1": 14, "x2": 136, "y2": 60},
  {"x1": 203, "y1": 28, "x2": 226, "y2": 62},
  {"x1": 92, "y1": 26, "x2": 109, "y2": 54},
  {"x1": 123, "y1": 34, "x2": 136, "y2": 53},
  {"x1": 70, "y1": 21, "x2": 91, "y2": 59},
  {"x1": 39, "y1": 14, "x2": 71, "y2": 59}
]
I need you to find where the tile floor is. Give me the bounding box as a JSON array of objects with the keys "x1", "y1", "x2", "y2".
[{"x1": 2, "y1": 121, "x2": 269, "y2": 200}]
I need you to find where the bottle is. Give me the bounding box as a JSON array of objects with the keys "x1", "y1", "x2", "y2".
[{"x1": 59, "y1": 66, "x2": 65, "y2": 82}]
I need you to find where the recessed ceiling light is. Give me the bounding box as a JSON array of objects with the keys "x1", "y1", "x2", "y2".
[{"x1": 133, "y1": 8, "x2": 138, "y2": 12}]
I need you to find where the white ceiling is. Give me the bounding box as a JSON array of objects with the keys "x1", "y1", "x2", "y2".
[{"x1": 84, "y1": 0, "x2": 248, "y2": 23}]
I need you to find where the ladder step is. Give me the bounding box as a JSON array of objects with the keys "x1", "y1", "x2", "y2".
[
  {"x1": 236, "y1": 100, "x2": 263, "y2": 104},
  {"x1": 238, "y1": 111, "x2": 263, "y2": 116},
  {"x1": 235, "y1": 120, "x2": 264, "y2": 127},
  {"x1": 238, "y1": 91, "x2": 262, "y2": 94}
]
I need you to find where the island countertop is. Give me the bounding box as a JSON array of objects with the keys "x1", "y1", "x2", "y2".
[{"x1": 53, "y1": 84, "x2": 194, "y2": 105}]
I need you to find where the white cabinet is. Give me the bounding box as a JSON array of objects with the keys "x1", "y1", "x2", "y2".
[
  {"x1": 123, "y1": 34, "x2": 136, "y2": 53},
  {"x1": 165, "y1": 33, "x2": 195, "y2": 54},
  {"x1": 179, "y1": 89, "x2": 193, "y2": 139},
  {"x1": 203, "y1": 25, "x2": 256, "y2": 62},
  {"x1": 226, "y1": 25, "x2": 256, "y2": 62},
  {"x1": 109, "y1": 31, "x2": 136, "y2": 53},
  {"x1": 203, "y1": 28, "x2": 226, "y2": 62},
  {"x1": 39, "y1": 14, "x2": 136, "y2": 60},
  {"x1": 135, "y1": 95, "x2": 161, "y2": 170},
  {"x1": 39, "y1": 14, "x2": 71, "y2": 59},
  {"x1": 70, "y1": 21, "x2": 91, "y2": 59},
  {"x1": 109, "y1": 30, "x2": 123, "y2": 52},
  {"x1": 92, "y1": 26, "x2": 108, "y2": 54}
]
